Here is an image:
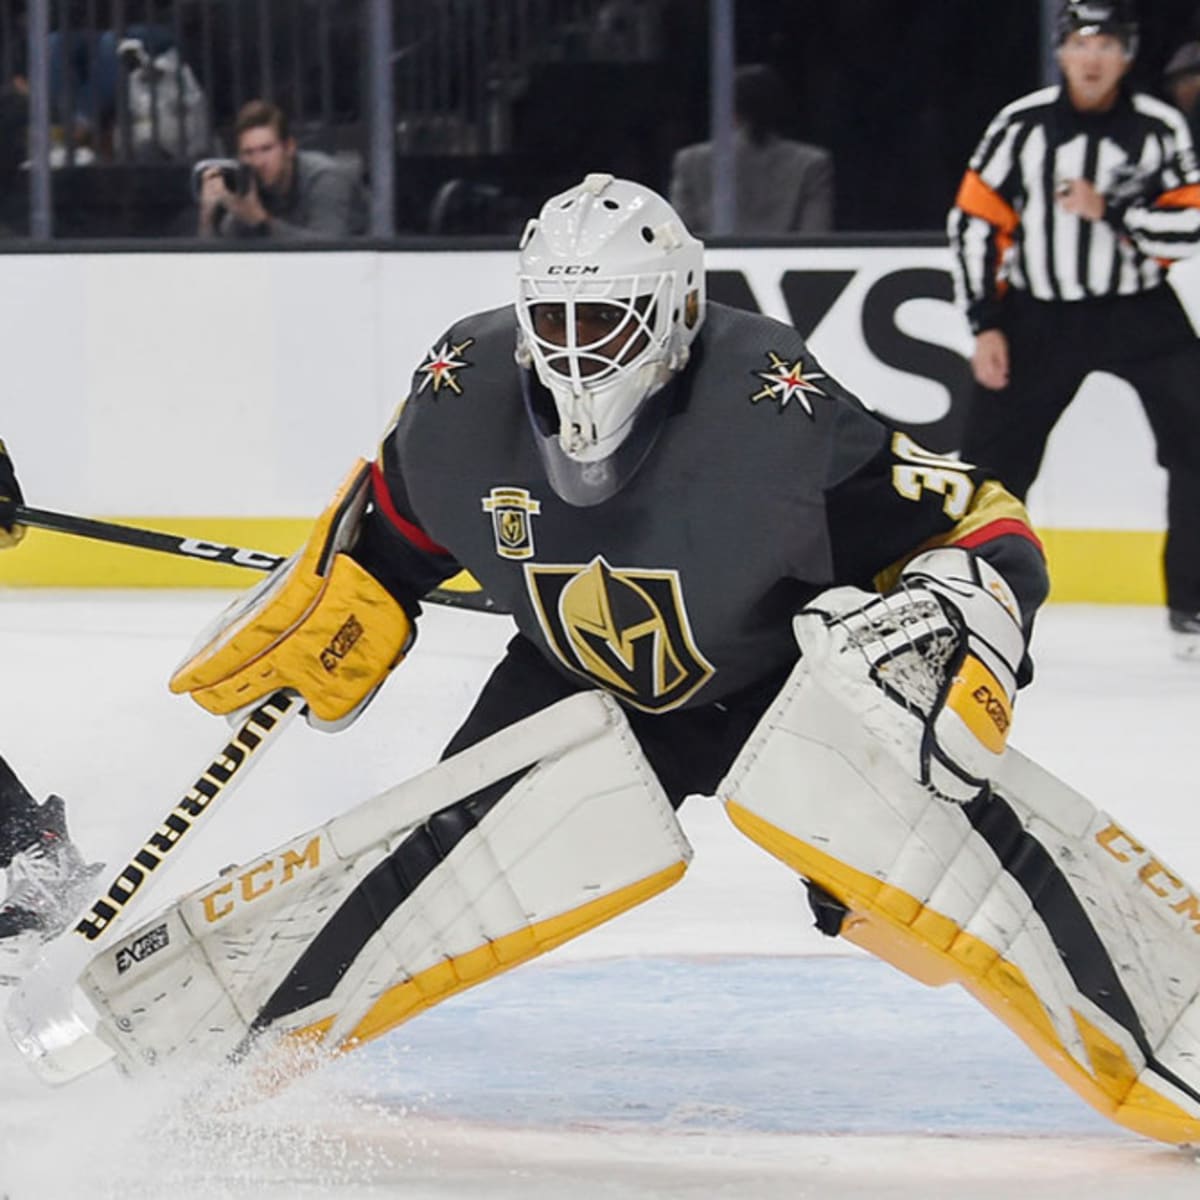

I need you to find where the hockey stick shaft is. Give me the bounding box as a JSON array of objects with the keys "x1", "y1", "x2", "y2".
[
  {"x1": 3, "y1": 690, "x2": 303, "y2": 1085},
  {"x1": 14, "y1": 503, "x2": 502, "y2": 612},
  {"x1": 15, "y1": 504, "x2": 285, "y2": 572},
  {"x1": 72, "y1": 690, "x2": 301, "y2": 943}
]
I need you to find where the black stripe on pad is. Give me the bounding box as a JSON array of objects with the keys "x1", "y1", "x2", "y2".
[
  {"x1": 233, "y1": 771, "x2": 524, "y2": 1058},
  {"x1": 964, "y1": 787, "x2": 1200, "y2": 1107}
]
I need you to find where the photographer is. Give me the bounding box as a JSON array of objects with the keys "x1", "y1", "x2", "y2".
[{"x1": 197, "y1": 99, "x2": 368, "y2": 239}]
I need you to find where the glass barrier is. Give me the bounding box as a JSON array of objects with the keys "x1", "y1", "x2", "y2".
[{"x1": 0, "y1": 0, "x2": 1192, "y2": 241}]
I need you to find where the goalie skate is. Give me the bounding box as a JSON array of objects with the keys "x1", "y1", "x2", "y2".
[
  {"x1": 721, "y1": 654, "x2": 1200, "y2": 1146},
  {"x1": 0, "y1": 796, "x2": 105, "y2": 986}
]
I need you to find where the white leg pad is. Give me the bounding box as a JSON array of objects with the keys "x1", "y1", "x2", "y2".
[
  {"x1": 719, "y1": 655, "x2": 1200, "y2": 1146},
  {"x1": 81, "y1": 691, "x2": 691, "y2": 1076}
]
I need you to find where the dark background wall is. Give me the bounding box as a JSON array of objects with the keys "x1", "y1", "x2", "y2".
[
  {"x1": 610, "y1": 0, "x2": 1200, "y2": 232},
  {"x1": 11, "y1": 0, "x2": 1200, "y2": 238}
]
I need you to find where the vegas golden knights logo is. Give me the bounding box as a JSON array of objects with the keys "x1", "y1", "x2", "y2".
[
  {"x1": 526, "y1": 556, "x2": 714, "y2": 712},
  {"x1": 482, "y1": 487, "x2": 541, "y2": 560}
]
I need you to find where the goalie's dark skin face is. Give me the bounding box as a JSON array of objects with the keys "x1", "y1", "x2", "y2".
[{"x1": 532, "y1": 301, "x2": 650, "y2": 376}]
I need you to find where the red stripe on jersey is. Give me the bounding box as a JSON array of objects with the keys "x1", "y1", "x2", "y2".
[
  {"x1": 370, "y1": 460, "x2": 451, "y2": 557},
  {"x1": 952, "y1": 518, "x2": 1044, "y2": 555}
]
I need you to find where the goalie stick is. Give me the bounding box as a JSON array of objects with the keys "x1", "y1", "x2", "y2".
[
  {"x1": 12, "y1": 504, "x2": 501, "y2": 613},
  {"x1": 3, "y1": 689, "x2": 302, "y2": 1085}
]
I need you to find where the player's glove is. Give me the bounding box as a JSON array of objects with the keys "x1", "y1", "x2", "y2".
[
  {"x1": 794, "y1": 547, "x2": 1025, "y2": 803},
  {"x1": 170, "y1": 459, "x2": 414, "y2": 731},
  {"x1": 0, "y1": 439, "x2": 26, "y2": 549}
]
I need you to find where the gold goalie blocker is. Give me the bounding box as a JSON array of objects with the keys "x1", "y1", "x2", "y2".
[{"x1": 170, "y1": 460, "x2": 412, "y2": 725}]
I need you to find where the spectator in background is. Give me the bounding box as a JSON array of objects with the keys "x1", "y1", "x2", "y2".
[
  {"x1": 668, "y1": 63, "x2": 833, "y2": 235},
  {"x1": 48, "y1": 22, "x2": 174, "y2": 156},
  {"x1": 197, "y1": 99, "x2": 368, "y2": 239},
  {"x1": 117, "y1": 36, "x2": 211, "y2": 163},
  {"x1": 947, "y1": 0, "x2": 1200, "y2": 658},
  {"x1": 1163, "y1": 40, "x2": 1200, "y2": 143}
]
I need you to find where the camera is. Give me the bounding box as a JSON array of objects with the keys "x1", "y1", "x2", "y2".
[{"x1": 191, "y1": 158, "x2": 255, "y2": 201}]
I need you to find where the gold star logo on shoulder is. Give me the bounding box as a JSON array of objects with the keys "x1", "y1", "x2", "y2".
[
  {"x1": 751, "y1": 351, "x2": 828, "y2": 416},
  {"x1": 417, "y1": 338, "x2": 475, "y2": 395}
]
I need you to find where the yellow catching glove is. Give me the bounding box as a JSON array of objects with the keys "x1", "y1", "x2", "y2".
[
  {"x1": 0, "y1": 438, "x2": 26, "y2": 549},
  {"x1": 170, "y1": 460, "x2": 413, "y2": 727}
]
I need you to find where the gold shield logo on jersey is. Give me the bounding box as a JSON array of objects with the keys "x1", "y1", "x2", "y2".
[
  {"x1": 526, "y1": 556, "x2": 715, "y2": 712},
  {"x1": 482, "y1": 487, "x2": 541, "y2": 560}
]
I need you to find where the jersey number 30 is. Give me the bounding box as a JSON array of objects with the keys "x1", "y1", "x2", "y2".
[{"x1": 890, "y1": 432, "x2": 975, "y2": 520}]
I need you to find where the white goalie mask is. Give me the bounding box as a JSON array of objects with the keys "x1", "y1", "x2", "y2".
[{"x1": 515, "y1": 173, "x2": 705, "y2": 505}]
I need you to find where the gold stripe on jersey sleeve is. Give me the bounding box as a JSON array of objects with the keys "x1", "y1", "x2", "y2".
[{"x1": 872, "y1": 480, "x2": 1036, "y2": 593}]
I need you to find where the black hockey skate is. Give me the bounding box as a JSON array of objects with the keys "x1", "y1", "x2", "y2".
[
  {"x1": 0, "y1": 795, "x2": 104, "y2": 953},
  {"x1": 1169, "y1": 609, "x2": 1200, "y2": 661}
]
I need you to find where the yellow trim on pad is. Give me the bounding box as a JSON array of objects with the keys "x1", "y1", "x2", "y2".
[
  {"x1": 725, "y1": 798, "x2": 1200, "y2": 1145},
  {"x1": 282, "y1": 861, "x2": 687, "y2": 1057}
]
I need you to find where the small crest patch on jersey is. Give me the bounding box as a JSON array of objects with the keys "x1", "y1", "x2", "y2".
[
  {"x1": 482, "y1": 487, "x2": 541, "y2": 560},
  {"x1": 525, "y1": 556, "x2": 714, "y2": 713},
  {"x1": 751, "y1": 351, "x2": 828, "y2": 417},
  {"x1": 417, "y1": 338, "x2": 475, "y2": 395}
]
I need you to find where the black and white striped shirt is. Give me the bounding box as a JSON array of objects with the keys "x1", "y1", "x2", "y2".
[{"x1": 948, "y1": 84, "x2": 1200, "y2": 332}]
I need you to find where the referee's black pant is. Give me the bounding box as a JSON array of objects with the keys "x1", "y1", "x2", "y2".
[{"x1": 962, "y1": 285, "x2": 1200, "y2": 614}]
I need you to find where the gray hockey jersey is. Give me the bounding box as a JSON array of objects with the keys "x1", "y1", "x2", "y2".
[{"x1": 356, "y1": 302, "x2": 1046, "y2": 713}]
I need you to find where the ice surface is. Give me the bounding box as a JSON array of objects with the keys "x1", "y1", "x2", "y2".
[{"x1": 1, "y1": 593, "x2": 1199, "y2": 1198}]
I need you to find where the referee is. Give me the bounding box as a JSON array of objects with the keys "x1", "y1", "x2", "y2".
[{"x1": 948, "y1": 0, "x2": 1200, "y2": 657}]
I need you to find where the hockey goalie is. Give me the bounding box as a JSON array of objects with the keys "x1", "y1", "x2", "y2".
[{"x1": 11, "y1": 174, "x2": 1200, "y2": 1147}]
